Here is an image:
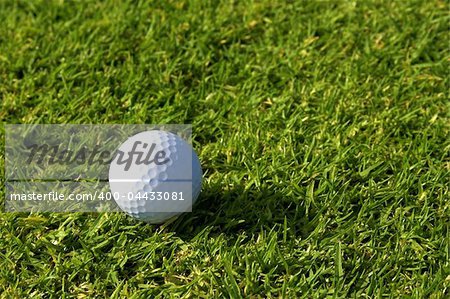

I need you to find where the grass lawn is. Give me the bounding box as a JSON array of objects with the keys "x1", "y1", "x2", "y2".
[{"x1": 0, "y1": 0, "x2": 449, "y2": 297}]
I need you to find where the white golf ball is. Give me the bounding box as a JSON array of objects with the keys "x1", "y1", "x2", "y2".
[{"x1": 109, "y1": 130, "x2": 202, "y2": 223}]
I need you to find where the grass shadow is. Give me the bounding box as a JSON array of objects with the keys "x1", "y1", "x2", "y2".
[{"x1": 170, "y1": 180, "x2": 319, "y2": 241}]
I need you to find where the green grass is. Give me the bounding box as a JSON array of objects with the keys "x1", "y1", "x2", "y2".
[{"x1": 1, "y1": 0, "x2": 449, "y2": 297}]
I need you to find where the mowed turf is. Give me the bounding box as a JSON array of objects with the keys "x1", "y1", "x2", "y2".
[{"x1": 0, "y1": 0, "x2": 449, "y2": 298}]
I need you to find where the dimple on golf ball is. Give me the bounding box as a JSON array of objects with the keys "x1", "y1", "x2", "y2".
[{"x1": 109, "y1": 130, "x2": 202, "y2": 223}]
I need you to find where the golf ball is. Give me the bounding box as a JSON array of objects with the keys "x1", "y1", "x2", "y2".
[{"x1": 109, "y1": 130, "x2": 202, "y2": 223}]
